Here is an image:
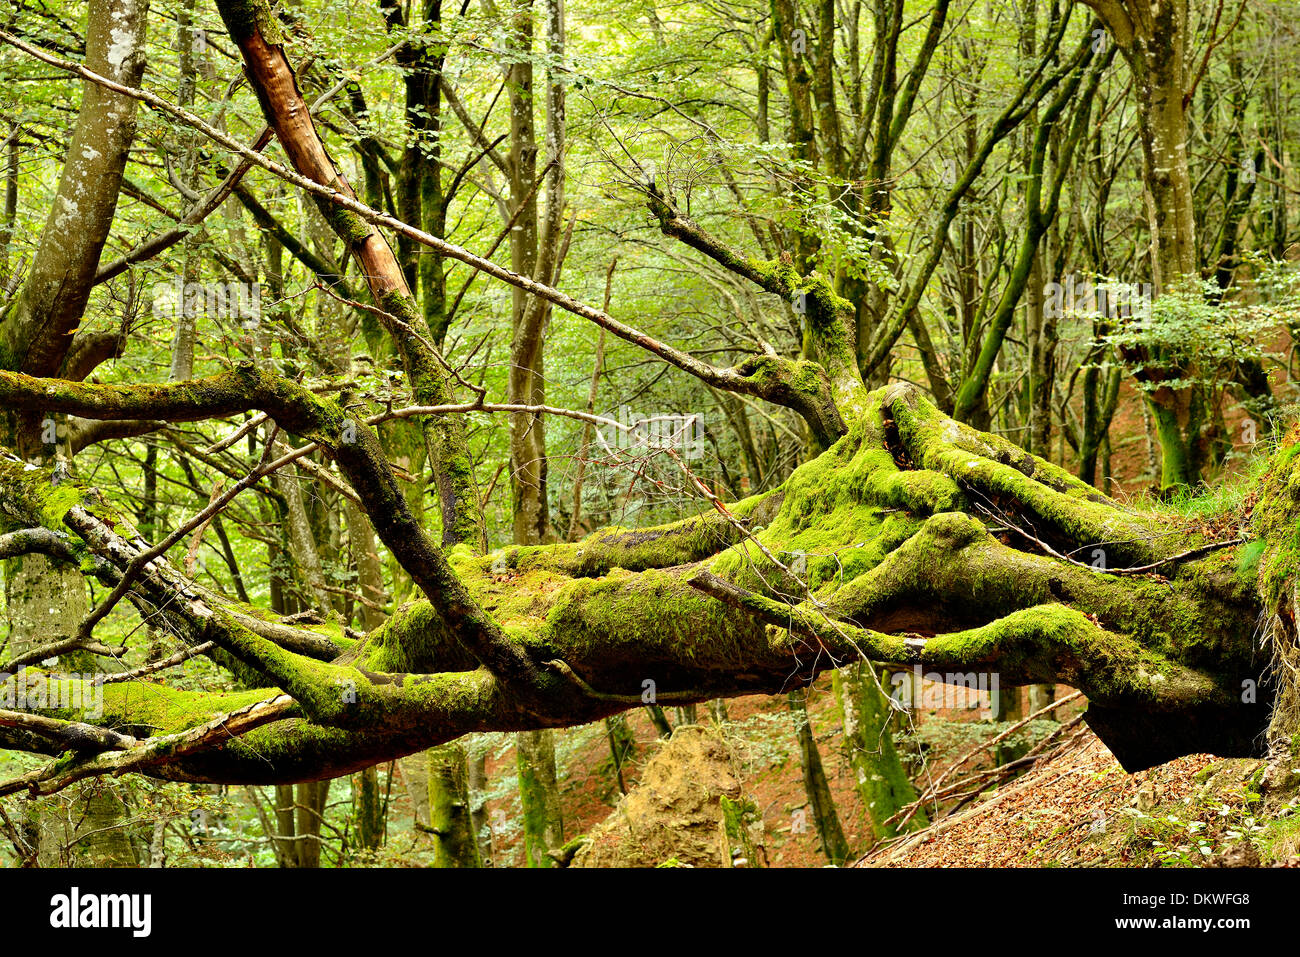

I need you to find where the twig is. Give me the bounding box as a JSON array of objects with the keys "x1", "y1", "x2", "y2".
[
  {"x1": 74, "y1": 427, "x2": 281, "y2": 642},
  {"x1": 976, "y1": 495, "x2": 1245, "y2": 576},
  {"x1": 100, "y1": 642, "x2": 216, "y2": 684}
]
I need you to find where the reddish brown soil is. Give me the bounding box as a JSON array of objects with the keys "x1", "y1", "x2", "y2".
[{"x1": 475, "y1": 679, "x2": 1088, "y2": 868}]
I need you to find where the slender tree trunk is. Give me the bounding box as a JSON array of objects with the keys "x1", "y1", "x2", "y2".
[
  {"x1": 428, "y1": 743, "x2": 481, "y2": 867},
  {"x1": 516, "y1": 728, "x2": 564, "y2": 867},
  {"x1": 603, "y1": 715, "x2": 634, "y2": 795},
  {"x1": 467, "y1": 742, "x2": 492, "y2": 865},
  {"x1": 293, "y1": 780, "x2": 329, "y2": 868},
  {"x1": 272, "y1": 783, "x2": 298, "y2": 866},
  {"x1": 508, "y1": 0, "x2": 567, "y2": 546},
  {"x1": 0, "y1": 131, "x2": 16, "y2": 289},
  {"x1": 1, "y1": 0, "x2": 149, "y2": 660},
  {"x1": 831, "y1": 662, "x2": 924, "y2": 841},
  {"x1": 348, "y1": 499, "x2": 387, "y2": 853},
  {"x1": 1090, "y1": 0, "x2": 1196, "y2": 489},
  {"x1": 353, "y1": 765, "x2": 384, "y2": 854},
  {"x1": 992, "y1": 685, "x2": 1029, "y2": 765},
  {"x1": 645, "y1": 704, "x2": 673, "y2": 738},
  {"x1": 788, "y1": 688, "x2": 849, "y2": 865}
]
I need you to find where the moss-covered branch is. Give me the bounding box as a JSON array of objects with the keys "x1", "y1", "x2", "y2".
[
  {"x1": 0, "y1": 382, "x2": 1282, "y2": 783},
  {"x1": 0, "y1": 369, "x2": 554, "y2": 706}
]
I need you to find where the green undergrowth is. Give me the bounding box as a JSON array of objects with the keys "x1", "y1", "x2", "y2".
[
  {"x1": 1114, "y1": 761, "x2": 1284, "y2": 866},
  {"x1": 1137, "y1": 446, "x2": 1274, "y2": 526}
]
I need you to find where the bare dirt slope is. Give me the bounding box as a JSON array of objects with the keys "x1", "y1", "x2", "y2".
[{"x1": 864, "y1": 733, "x2": 1297, "y2": 868}]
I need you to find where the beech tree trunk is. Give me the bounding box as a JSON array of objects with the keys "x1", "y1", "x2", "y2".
[
  {"x1": 832, "y1": 662, "x2": 924, "y2": 840},
  {"x1": 428, "y1": 743, "x2": 481, "y2": 868},
  {"x1": 788, "y1": 688, "x2": 849, "y2": 865},
  {"x1": 1085, "y1": 0, "x2": 1198, "y2": 489},
  {"x1": 517, "y1": 729, "x2": 564, "y2": 868}
]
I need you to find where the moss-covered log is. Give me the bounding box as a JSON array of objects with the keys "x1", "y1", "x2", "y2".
[{"x1": 0, "y1": 371, "x2": 1285, "y2": 790}]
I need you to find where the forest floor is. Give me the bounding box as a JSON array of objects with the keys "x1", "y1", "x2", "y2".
[
  {"x1": 379, "y1": 672, "x2": 1300, "y2": 868},
  {"x1": 862, "y1": 735, "x2": 1298, "y2": 868}
]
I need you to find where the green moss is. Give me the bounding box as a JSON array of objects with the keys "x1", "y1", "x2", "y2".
[
  {"x1": 323, "y1": 203, "x2": 374, "y2": 246},
  {"x1": 38, "y1": 485, "x2": 81, "y2": 527},
  {"x1": 474, "y1": 565, "x2": 572, "y2": 627},
  {"x1": 700, "y1": 394, "x2": 959, "y2": 595},
  {"x1": 98, "y1": 682, "x2": 274, "y2": 734},
  {"x1": 521, "y1": 567, "x2": 774, "y2": 694},
  {"x1": 1250, "y1": 427, "x2": 1300, "y2": 613},
  {"x1": 888, "y1": 388, "x2": 1160, "y2": 566},
  {"x1": 920, "y1": 604, "x2": 1223, "y2": 705},
  {"x1": 303, "y1": 619, "x2": 355, "y2": 649},
  {"x1": 0, "y1": 457, "x2": 100, "y2": 532},
  {"x1": 215, "y1": 0, "x2": 285, "y2": 45}
]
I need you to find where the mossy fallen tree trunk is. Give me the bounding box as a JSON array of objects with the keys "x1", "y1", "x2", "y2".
[{"x1": 0, "y1": 377, "x2": 1284, "y2": 790}]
